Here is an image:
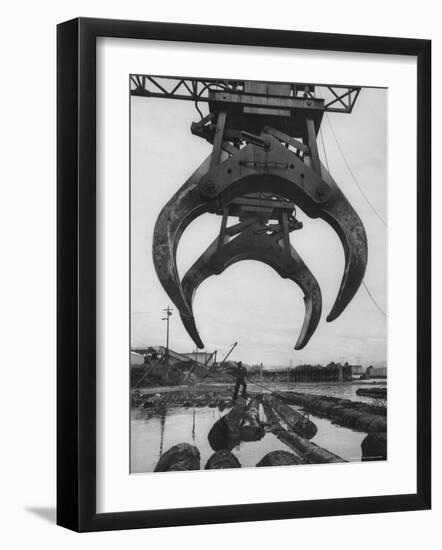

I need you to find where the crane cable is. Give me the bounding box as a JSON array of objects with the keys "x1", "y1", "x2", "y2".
[
  {"x1": 323, "y1": 111, "x2": 387, "y2": 227},
  {"x1": 319, "y1": 104, "x2": 387, "y2": 319},
  {"x1": 362, "y1": 281, "x2": 387, "y2": 319},
  {"x1": 319, "y1": 126, "x2": 330, "y2": 172}
]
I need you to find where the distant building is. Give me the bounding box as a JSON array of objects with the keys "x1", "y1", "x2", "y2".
[
  {"x1": 260, "y1": 363, "x2": 353, "y2": 382},
  {"x1": 366, "y1": 366, "x2": 387, "y2": 378},
  {"x1": 246, "y1": 364, "x2": 262, "y2": 375},
  {"x1": 350, "y1": 365, "x2": 364, "y2": 377}
]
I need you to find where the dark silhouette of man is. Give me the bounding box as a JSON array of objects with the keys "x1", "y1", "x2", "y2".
[{"x1": 232, "y1": 361, "x2": 247, "y2": 400}]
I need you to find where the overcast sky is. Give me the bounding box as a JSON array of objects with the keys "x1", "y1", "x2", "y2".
[{"x1": 130, "y1": 83, "x2": 387, "y2": 368}]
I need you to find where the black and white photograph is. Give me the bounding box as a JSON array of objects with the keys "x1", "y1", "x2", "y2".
[
  {"x1": 129, "y1": 75, "x2": 387, "y2": 474},
  {"x1": 0, "y1": 1, "x2": 435, "y2": 544}
]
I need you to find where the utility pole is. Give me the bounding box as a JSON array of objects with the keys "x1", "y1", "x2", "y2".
[{"x1": 162, "y1": 306, "x2": 173, "y2": 371}]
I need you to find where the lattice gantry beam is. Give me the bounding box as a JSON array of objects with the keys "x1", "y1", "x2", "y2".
[{"x1": 130, "y1": 75, "x2": 361, "y2": 114}]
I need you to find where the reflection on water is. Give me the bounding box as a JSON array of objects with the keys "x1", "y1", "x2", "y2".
[{"x1": 130, "y1": 402, "x2": 367, "y2": 474}]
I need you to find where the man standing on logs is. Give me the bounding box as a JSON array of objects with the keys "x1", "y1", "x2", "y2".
[{"x1": 232, "y1": 361, "x2": 248, "y2": 401}]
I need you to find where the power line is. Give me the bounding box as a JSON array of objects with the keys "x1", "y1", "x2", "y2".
[
  {"x1": 319, "y1": 127, "x2": 330, "y2": 171},
  {"x1": 317, "y1": 99, "x2": 387, "y2": 319},
  {"x1": 362, "y1": 281, "x2": 387, "y2": 318},
  {"x1": 324, "y1": 112, "x2": 386, "y2": 227}
]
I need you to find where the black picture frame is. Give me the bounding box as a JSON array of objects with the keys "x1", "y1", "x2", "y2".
[{"x1": 57, "y1": 17, "x2": 431, "y2": 532}]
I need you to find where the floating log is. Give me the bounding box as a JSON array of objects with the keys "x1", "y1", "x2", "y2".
[
  {"x1": 135, "y1": 387, "x2": 235, "y2": 410},
  {"x1": 356, "y1": 387, "x2": 387, "y2": 399},
  {"x1": 276, "y1": 392, "x2": 387, "y2": 433},
  {"x1": 154, "y1": 443, "x2": 200, "y2": 472},
  {"x1": 263, "y1": 402, "x2": 345, "y2": 464},
  {"x1": 208, "y1": 398, "x2": 244, "y2": 450},
  {"x1": 208, "y1": 397, "x2": 265, "y2": 451},
  {"x1": 240, "y1": 397, "x2": 265, "y2": 442},
  {"x1": 264, "y1": 395, "x2": 317, "y2": 439},
  {"x1": 205, "y1": 450, "x2": 241, "y2": 469},
  {"x1": 276, "y1": 430, "x2": 345, "y2": 464},
  {"x1": 361, "y1": 432, "x2": 387, "y2": 461},
  {"x1": 142, "y1": 392, "x2": 163, "y2": 409},
  {"x1": 256, "y1": 450, "x2": 303, "y2": 467}
]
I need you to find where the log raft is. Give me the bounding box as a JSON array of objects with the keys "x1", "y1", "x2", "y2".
[
  {"x1": 356, "y1": 387, "x2": 387, "y2": 400},
  {"x1": 262, "y1": 402, "x2": 346, "y2": 464},
  {"x1": 264, "y1": 394, "x2": 317, "y2": 439},
  {"x1": 133, "y1": 388, "x2": 386, "y2": 463},
  {"x1": 274, "y1": 391, "x2": 387, "y2": 433}
]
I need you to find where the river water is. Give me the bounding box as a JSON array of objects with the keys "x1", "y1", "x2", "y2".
[{"x1": 130, "y1": 381, "x2": 386, "y2": 473}]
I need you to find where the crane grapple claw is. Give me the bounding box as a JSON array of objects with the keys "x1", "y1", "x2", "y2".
[
  {"x1": 179, "y1": 221, "x2": 322, "y2": 350},
  {"x1": 152, "y1": 134, "x2": 367, "y2": 348}
]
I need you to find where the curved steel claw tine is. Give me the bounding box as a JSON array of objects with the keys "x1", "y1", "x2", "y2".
[
  {"x1": 153, "y1": 138, "x2": 366, "y2": 349},
  {"x1": 152, "y1": 154, "x2": 215, "y2": 318},
  {"x1": 318, "y1": 163, "x2": 368, "y2": 322},
  {"x1": 179, "y1": 224, "x2": 322, "y2": 350}
]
